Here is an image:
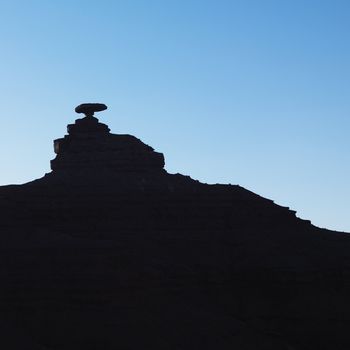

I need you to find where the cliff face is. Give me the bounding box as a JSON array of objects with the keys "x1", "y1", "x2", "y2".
[{"x1": 0, "y1": 106, "x2": 349, "y2": 350}]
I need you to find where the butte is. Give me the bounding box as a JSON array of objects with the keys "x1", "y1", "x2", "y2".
[{"x1": 0, "y1": 104, "x2": 349, "y2": 350}]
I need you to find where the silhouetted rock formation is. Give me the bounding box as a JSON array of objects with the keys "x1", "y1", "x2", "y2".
[
  {"x1": 0, "y1": 104, "x2": 349, "y2": 350},
  {"x1": 51, "y1": 111, "x2": 164, "y2": 173}
]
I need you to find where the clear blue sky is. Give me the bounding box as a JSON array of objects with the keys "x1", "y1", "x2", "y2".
[{"x1": 0, "y1": 0, "x2": 349, "y2": 232}]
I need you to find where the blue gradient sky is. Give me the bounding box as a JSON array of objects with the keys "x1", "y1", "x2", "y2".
[{"x1": 0, "y1": 0, "x2": 349, "y2": 231}]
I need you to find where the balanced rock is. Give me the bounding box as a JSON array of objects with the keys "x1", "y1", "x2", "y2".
[
  {"x1": 51, "y1": 104, "x2": 164, "y2": 173},
  {"x1": 75, "y1": 103, "x2": 107, "y2": 117}
]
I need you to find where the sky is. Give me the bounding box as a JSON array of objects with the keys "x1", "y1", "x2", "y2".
[{"x1": 0, "y1": 0, "x2": 349, "y2": 232}]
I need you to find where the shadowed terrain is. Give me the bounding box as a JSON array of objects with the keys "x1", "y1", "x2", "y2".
[{"x1": 0, "y1": 105, "x2": 349, "y2": 349}]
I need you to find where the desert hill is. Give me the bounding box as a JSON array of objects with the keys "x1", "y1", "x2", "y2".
[{"x1": 0, "y1": 104, "x2": 349, "y2": 349}]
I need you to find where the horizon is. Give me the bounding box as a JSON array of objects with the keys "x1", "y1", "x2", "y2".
[{"x1": 0, "y1": 0, "x2": 349, "y2": 232}]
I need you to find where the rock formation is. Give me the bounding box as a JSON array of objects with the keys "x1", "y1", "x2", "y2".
[
  {"x1": 0, "y1": 104, "x2": 349, "y2": 349},
  {"x1": 51, "y1": 104, "x2": 164, "y2": 174}
]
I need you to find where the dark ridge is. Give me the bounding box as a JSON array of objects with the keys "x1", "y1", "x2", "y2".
[{"x1": 0, "y1": 104, "x2": 349, "y2": 349}]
